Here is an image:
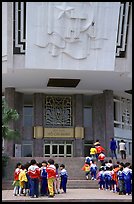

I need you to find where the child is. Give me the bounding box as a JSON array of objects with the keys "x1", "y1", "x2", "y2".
[
  {"x1": 104, "y1": 166, "x2": 112, "y2": 191},
  {"x1": 111, "y1": 164, "x2": 120, "y2": 193},
  {"x1": 12, "y1": 162, "x2": 22, "y2": 196},
  {"x1": 117, "y1": 166, "x2": 124, "y2": 195},
  {"x1": 40, "y1": 160, "x2": 48, "y2": 196},
  {"x1": 81, "y1": 162, "x2": 91, "y2": 180},
  {"x1": 97, "y1": 167, "x2": 105, "y2": 190},
  {"x1": 90, "y1": 160, "x2": 97, "y2": 180},
  {"x1": 27, "y1": 159, "x2": 40, "y2": 198},
  {"x1": 54, "y1": 163, "x2": 60, "y2": 194},
  {"x1": 60, "y1": 164, "x2": 68, "y2": 193},
  {"x1": 18, "y1": 165, "x2": 28, "y2": 196},
  {"x1": 98, "y1": 152, "x2": 105, "y2": 164},
  {"x1": 95, "y1": 145, "x2": 105, "y2": 159},
  {"x1": 85, "y1": 155, "x2": 92, "y2": 165},
  {"x1": 122, "y1": 162, "x2": 132, "y2": 195},
  {"x1": 23, "y1": 162, "x2": 30, "y2": 196},
  {"x1": 90, "y1": 145, "x2": 97, "y2": 161},
  {"x1": 46, "y1": 158, "x2": 56, "y2": 198}
]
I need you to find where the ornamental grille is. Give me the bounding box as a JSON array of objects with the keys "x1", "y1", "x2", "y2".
[
  {"x1": 116, "y1": 2, "x2": 131, "y2": 58},
  {"x1": 13, "y1": 2, "x2": 26, "y2": 54},
  {"x1": 45, "y1": 96, "x2": 72, "y2": 127}
]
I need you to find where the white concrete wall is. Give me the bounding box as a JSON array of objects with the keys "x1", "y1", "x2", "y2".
[
  {"x1": 2, "y1": 2, "x2": 7, "y2": 73},
  {"x1": 25, "y1": 2, "x2": 120, "y2": 71}
]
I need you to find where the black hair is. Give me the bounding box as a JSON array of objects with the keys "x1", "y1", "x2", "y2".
[
  {"x1": 48, "y1": 158, "x2": 54, "y2": 165},
  {"x1": 15, "y1": 162, "x2": 22, "y2": 168},
  {"x1": 42, "y1": 160, "x2": 48, "y2": 165},
  {"x1": 30, "y1": 159, "x2": 37, "y2": 165},
  {"x1": 119, "y1": 162, "x2": 125, "y2": 168},
  {"x1": 54, "y1": 163, "x2": 59, "y2": 169},
  {"x1": 60, "y1": 164, "x2": 65, "y2": 168},
  {"x1": 124, "y1": 162, "x2": 131, "y2": 167},
  {"x1": 24, "y1": 162, "x2": 30, "y2": 170}
]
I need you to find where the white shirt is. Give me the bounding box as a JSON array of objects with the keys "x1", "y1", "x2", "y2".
[{"x1": 119, "y1": 142, "x2": 126, "y2": 151}]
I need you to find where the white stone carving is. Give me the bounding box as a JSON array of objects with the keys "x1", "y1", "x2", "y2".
[
  {"x1": 26, "y1": 2, "x2": 120, "y2": 70},
  {"x1": 35, "y1": 2, "x2": 108, "y2": 59}
]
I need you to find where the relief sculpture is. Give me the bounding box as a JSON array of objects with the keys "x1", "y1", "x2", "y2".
[{"x1": 35, "y1": 2, "x2": 108, "y2": 59}]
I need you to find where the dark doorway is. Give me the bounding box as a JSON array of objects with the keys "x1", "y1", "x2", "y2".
[{"x1": 84, "y1": 140, "x2": 93, "y2": 157}]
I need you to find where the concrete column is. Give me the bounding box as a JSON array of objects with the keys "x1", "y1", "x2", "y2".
[
  {"x1": 103, "y1": 90, "x2": 114, "y2": 156},
  {"x1": 33, "y1": 93, "x2": 44, "y2": 157},
  {"x1": 92, "y1": 93, "x2": 105, "y2": 148},
  {"x1": 74, "y1": 94, "x2": 84, "y2": 156},
  {"x1": 92, "y1": 90, "x2": 114, "y2": 156},
  {"x1": 4, "y1": 87, "x2": 15, "y2": 156},
  {"x1": 14, "y1": 92, "x2": 24, "y2": 143}
]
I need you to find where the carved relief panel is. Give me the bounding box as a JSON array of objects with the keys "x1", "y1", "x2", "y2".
[{"x1": 25, "y1": 2, "x2": 120, "y2": 70}]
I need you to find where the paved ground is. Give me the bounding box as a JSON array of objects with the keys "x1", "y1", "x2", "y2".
[{"x1": 2, "y1": 189, "x2": 132, "y2": 202}]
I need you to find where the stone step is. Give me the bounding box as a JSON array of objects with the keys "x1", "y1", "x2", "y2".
[
  {"x1": 2, "y1": 179, "x2": 98, "y2": 190},
  {"x1": 67, "y1": 180, "x2": 98, "y2": 189},
  {"x1": 3, "y1": 157, "x2": 132, "y2": 183}
]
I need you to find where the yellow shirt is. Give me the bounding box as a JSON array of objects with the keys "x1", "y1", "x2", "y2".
[
  {"x1": 19, "y1": 169, "x2": 28, "y2": 182},
  {"x1": 90, "y1": 147, "x2": 97, "y2": 155}
]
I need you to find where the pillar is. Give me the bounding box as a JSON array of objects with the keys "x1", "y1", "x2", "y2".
[
  {"x1": 74, "y1": 94, "x2": 84, "y2": 157},
  {"x1": 4, "y1": 87, "x2": 15, "y2": 156},
  {"x1": 33, "y1": 93, "x2": 44, "y2": 156},
  {"x1": 92, "y1": 90, "x2": 114, "y2": 156}
]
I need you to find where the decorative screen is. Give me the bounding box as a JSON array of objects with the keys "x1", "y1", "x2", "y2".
[{"x1": 45, "y1": 96, "x2": 72, "y2": 127}]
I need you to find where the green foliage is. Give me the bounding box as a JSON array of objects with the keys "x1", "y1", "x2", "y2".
[
  {"x1": 2, "y1": 153, "x2": 9, "y2": 167},
  {"x1": 2, "y1": 98, "x2": 20, "y2": 140},
  {"x1": 2, "y1": 153, "x2": 10, "y2": 177}
]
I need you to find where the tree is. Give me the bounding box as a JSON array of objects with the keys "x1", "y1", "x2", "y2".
[{"x1": 2, "y1": 98, "x2": 20, "y2": 140}]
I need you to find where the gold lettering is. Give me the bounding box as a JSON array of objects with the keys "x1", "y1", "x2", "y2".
[{"x1": 44, "y1": 128, "x2": 74, "y2": 138}]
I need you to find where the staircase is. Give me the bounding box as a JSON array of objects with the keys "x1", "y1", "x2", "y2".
[
  {"x1": 67, "y1": 179, "x2": 98, "y2": 189},
  {"x1": 2, "y1": 156, "x2": 132, "y2": 190}
]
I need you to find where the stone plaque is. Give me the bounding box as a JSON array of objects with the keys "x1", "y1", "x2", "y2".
[
  {"x1": 44, "y1": 128, "x2": 74, "y2": 138},
  {"x1": 33, "y1": 126, "x2": 44, "y2": 139},
  {"x1": 75, "y1": 127, "x2": 84, "y2": 139}
]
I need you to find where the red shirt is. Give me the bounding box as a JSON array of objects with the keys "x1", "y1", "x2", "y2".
[
  {"x1": 98, "y1": 153, "x2": 105, "y2": 161},
  {"x1": 28, "y1": 165, "x2": 40, "y2": 179},
  {"x1": 14, "y1": 168, "x2": 21, "y2": 181},
  {"x1": 96, "y1": 146, "x2": 105, "y2": 154},
  {"x1": 46, "y1": 164, "x2": 56, "y2": 179}
]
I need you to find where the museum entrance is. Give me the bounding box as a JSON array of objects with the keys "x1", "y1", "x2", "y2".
[
  {"x1": 44, "y1": 140, "x2": 73, "y2": 157},
  {"x1": 84, "y1": 140, "x2": 93, "y2": 157}
]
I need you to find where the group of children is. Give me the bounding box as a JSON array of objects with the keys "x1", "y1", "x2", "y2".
[
  {"x1": 97, "y1": 160, "x2": 132, "y2": 195},
  {"x1": 82, "y1": 157, "x2": 132, "y2": 196},
  {"x1": 12, "y1": 158, "x2": 68, "y2": 198}
]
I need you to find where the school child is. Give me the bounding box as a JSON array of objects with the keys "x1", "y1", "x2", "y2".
[
  {"x1": 46, "y1": 159, "x2": 56, "y2": 198},
  {"x1": 105, "y1": 159, "x2": 113, "y2": 168},
  {"x1": 117, "y1": 166, "x2": 125, "y2": 195},
  {"x1": 90, "y1": 160, "x2": 97, "y2": 180},
  {"x1": 95, "y1": 145, "x2": 105, "y2": 159},
  {"x1": 97, "y1": 167, "x2": 105, "y2": 190},
  {"x1": 12, "y1": 162, "x2": 22, "y2": 196},
  {"x1": 98, "y1": 152, "x2": 105, "y2": 164},
  {"x1": 104, "y1": 166, "x2": 112, "y2": 191},
  {"x1": 60, "y1": 164, "x2": 68, "y2": 193},
  {"x1": 54, "y1": 163, "x2": 60, "y2": 194},
  {"x1": 27, "y1": 159, "x2": 40, "y2": 198},
  {"x1": 85, "y1": 155, "x2": 92, "y2": 165},
  {"x1": 94, "y1": 139, "x2": 100, "y2": 147},
  {"x1": 90, "y1": 145, "x2": 97, "y2": 160},
  {"x1": 81, "y1": 162, "x2": 91, "y2": 180},
  {"x1": 122, "y1": 162, "x2": 132, "y2": 195},
  {"x1": 23, "y1": 162, "x2": 31, "y2": 196},
  {"x1": 111, "y1": 164, "x2": 120, "y2": 193},
  {"x1": 18, "y1": 165, "x2": 28, "y2": 196},
  {"x1": 40, "y1": 160, "x2": 48, "y2": 196}
]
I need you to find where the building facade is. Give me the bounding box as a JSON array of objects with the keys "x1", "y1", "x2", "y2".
[{"x1": 2, "y1": 2, "x2": 132, "y2": 158}]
